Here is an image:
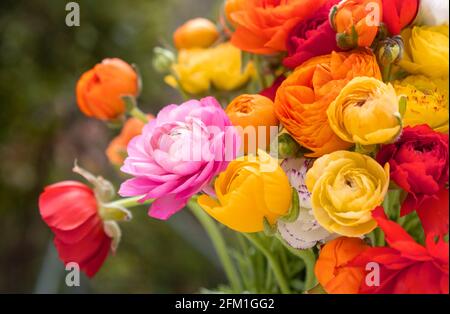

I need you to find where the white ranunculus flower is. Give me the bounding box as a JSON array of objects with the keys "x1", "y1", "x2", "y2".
[
  {"x1": 278, "y1": 158, "x2": 336, "y2": 249},
  {"x1": 414, "y1": 0, "x2": 449, "y2": 26}
]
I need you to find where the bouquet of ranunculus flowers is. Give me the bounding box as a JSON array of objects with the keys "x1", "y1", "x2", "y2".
[{"x1": 39, "y1": 0, "x2": 449, "y2": 294}]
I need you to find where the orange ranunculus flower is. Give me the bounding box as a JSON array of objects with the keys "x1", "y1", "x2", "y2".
[
  {"x1": 106, "y1": 115, "x2": 153, "y2": 166},
  {"x1": 226, "y1": 94, "x2": 279, "y2": 154},
  {"x1": 173, "y1": 18, "x2": 219, "y2": 50},
  {"x1": 224, "y1": 0, "x2": 246, "y2": 27},
  {"x1": 315, "y1": 237, "x2": 368, "y2": 294},
  {"x1": 274, "y1": 50, "x2": 381, "y2": 157},
  {"x1": 230, "y1": 0, "x2": 327, "y2": 54},
  {"x1": 331, "y1": 0, "x2": 382, "y2": 48},
  {"x1": 76, "y1": 58, "x2": 138, "y2": 121}
]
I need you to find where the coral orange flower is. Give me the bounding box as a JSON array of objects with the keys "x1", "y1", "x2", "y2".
[
  {"x1": 315, "y1": 237, "x2": 369, "y2": 294},
  {"x1": 226, "y1": 94, "x2": 279, "y2": 154},
  {"x1": 173, "y1": 18, "x2": 219, "y2": 50},
  {"x1": 106, "y1": 115, "x2": 154, "y2": 167},
  {"x1": 274, "y1": 50, "x2": 381, "y2": 157},
  {"x1": 230, "y1": 0, "x2": 327, "y2": 54},
  {"x1": 331, "y1": 0, "x2": 382, "y2": 48},
  {"x1": 76, "y1": 58, "x2": 138, "y2": 121}
]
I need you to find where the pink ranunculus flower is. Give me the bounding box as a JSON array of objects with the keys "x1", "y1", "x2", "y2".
[{"x1": 119, "y1": 97, "x2": 240, "y2": 220}]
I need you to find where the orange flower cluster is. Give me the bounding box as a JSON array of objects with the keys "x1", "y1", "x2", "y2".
[{"x1": 274, "y1": 50, "x2": 381, "y2": 157}]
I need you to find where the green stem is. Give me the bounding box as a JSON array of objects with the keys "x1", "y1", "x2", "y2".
[
  {"x1": 264, "y1": 262, "x2": 273, "y2": 292},
  {"x1": 253, "y1": 55, "x2": 268, "y2": 90},
  {"x1": 276, "y1": 236, "x2": 316, "y2": 291},
  {"x1": 244, "y1": 233, "x2": 291, "y2": 294},
  {"x1": 122, "y1": 95, "x2": 149, "y2": 124},
  {"x1": 106, "y1": 196, "x2": 153, "y2": 209},
  {"x1": 187, "y1": 199, "x2": 242, "y2": 293},
  {"x1": 130, "y1": 106, "x2": 149, "y2": 124},
  {"x1": 382, "y1": 63, "x2": 392, "y2": 82}
]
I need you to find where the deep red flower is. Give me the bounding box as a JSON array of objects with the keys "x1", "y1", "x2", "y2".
[
  {"x1": 283, "y1": 0, "x2": 340, "y2": 69},
  {"x1": 259, "y1": 75, "x2": 286, "y2": 101},
  {"x1": 414, "y1": 188, "x2": 449, "y2": 237},
  {"x1": 382, "y1": 0, "x2": 419, "y2": 35},
  {"x1": 351, "y1": 207, "x2": 449, "y2": 294},
  {"x1": 376, "y1": 125, "x2": 449, "y2": 236},
  {"x1": 39, "y1": 181, "x2": 111, "y2": 277}
]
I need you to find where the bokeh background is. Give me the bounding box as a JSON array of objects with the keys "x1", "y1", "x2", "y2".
[{"x1": 0, "y1": 0, "x2": 226, "y2": 293}]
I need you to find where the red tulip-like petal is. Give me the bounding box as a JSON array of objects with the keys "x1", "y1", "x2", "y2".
[
  {"x1": 39, "y1": 181, "x2": 112, "y2": 277},
  {"x1": 52, "y1": 215, "x2": 102, "y2": 244},
  {"x1": 54, "y1": 223, "x2": 111, "y2": 278},
  {"x1": 39, "y1": 181, "x2": 98, "y2": 231}
]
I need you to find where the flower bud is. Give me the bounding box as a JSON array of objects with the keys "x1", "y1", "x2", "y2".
[
  {"x1": 276, "y1": 133, "x2": 301, "y2": 159},
  {"x1": 377, "y1": 35, "x2": 404, "y2": 66},
  {"x1": 331, "y1": 0, "x2": 382, "y2": 49},
  {"x1": 152, "y1": 47, "x2": 175, "y2": 74},
  {"x1": 76, "y1": 58, "x2": 138, "y2": 121},
  {"x1": 173, "y1": 18, "x2": 219, "y2": 50}
]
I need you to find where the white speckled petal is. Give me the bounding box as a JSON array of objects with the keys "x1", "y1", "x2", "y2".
[
  {"x1": 278, "y1": 207, "x2": 335, "y2": 249},
  {"x1": 279, "y1": 157, "x2": 336, "y2": 249}
]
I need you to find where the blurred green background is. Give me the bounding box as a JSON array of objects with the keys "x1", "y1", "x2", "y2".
[{"x1": 0, "y1": 0, "x2": 226, "y2": 293}]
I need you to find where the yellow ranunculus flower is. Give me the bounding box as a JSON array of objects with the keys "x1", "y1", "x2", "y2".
[
  {"x1": 399, "y1": 25, "x2": 449, "y2": 79},
  {"x1": 305, "y1": 151, "x2": 389, "y2": 237},
  {"x1": 327, "y1": 77, "x2": 401, "y2": 146},
  {"x1": 165, "y1": 42, "x2": 255, "y2": 95},
  {"x1": 197, "y1": 150, "x2": 291, "y2": 233},
  {"x1": 394, "y1": 75, "x2": 449, "y2": 133}
]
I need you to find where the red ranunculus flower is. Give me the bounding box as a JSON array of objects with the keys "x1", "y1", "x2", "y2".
[
  {"x1": 283, "y1": 0, "x2": 340, "y2": 69},
  {"x1": 259, "y1": 75, "x2": 286, "y2": 101},
  {"x1": 377, "y1": 125, "x2": 449, "y2": 236},
  {"x1": 39, "y1": 181, "x2": 112, "y2": 277},
  {"x1": 382, "y1": 0, "x2": 419, "y2": 35},
  {"x1": 351, "y1": 207, "x2": 449, "y2": 294}
]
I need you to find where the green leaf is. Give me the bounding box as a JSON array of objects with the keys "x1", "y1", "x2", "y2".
[
  {"x1": 263, "y1": 217, "x2": 277, "y2": 236},
  {"x1": 280, "y1": 188, "x2": 300, "y2": 223}
]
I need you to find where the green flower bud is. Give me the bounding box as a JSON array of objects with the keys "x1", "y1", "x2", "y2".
[
  {"x1": 277, "y1": 133, "x2": 301, "y2": 159},
  {"x1": 377, "y1": 35, "x2": 404, "y2": 67},
  {"x1": 152, "y1": 47, "x2": 175, "y2": 74}
]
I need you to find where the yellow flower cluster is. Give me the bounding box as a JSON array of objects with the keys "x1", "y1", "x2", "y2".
[
  {"x1": 165, "y1": 42, "x2": 255, "y2": 95},
  {"x1": 394, "y1": 75, "x2": 449, "y2": 133},
  {"x1": 305, "y1": 151, "x2": 390, "y2": 237},
  {"x1": 327, "y1": 77, "x2": 402, "y2": 146},
  {"x1": 400, "y1": 25, "x2": 449, "y2": 79},
  {"x1": 198, "y1": 150, "x2": 291, "y2": 233}
]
